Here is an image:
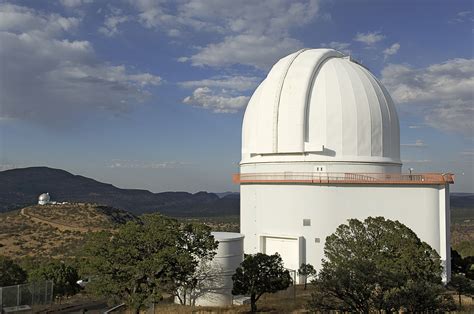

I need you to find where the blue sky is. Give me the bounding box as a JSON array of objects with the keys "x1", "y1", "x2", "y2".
[{"x1": 0, "y1": 0, "x2": 473, "y2": 193}]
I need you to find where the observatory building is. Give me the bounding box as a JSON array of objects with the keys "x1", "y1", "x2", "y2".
[
  {"x1": 234, "y1": 48, "x2": 454, "y2": 282},
  {"x1": 38, "y1": 193, "x2": 51, "y2": 205}
]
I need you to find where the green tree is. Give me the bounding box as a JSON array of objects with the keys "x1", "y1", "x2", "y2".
[
  {"x1": 452, "y1": 249, "x2": 474, "y2": 280},
  {"x1": 308, "y1": 217, "x2": 454, "y2": 312},
  {"x1": 298, "y1": 263, "x2": 316, "y2": 290},
  {"x1": 232, "y1": 253, "x2": 292, "y2": 312},
  {"x1": 81, "y1": 214, "x2": 217, "y2": 312},
  {"x1": 449, "y1": 274, "x2": 474, "y2": 307},
  {"x1": 0, "y1": 256, "x2": 27, "y2": 286},
  {"x1": 29, "y1": 261, "x2": 80, "y2": 302}
]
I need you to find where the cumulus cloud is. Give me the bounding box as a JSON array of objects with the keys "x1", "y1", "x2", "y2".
[
  {"x1": 383, "y1": 43, "x2": 400, "y2": 60},
  {"x1": 187, "y1": 34, "x2": 302, "y2": 69},
  {"x1": 183, "y1": 87, "x2": 250, "y2": 113},
  {"x1": 108, "y1": 159, "x2": 192, "y2": 169},
  {"x1": 321, "y1": 41, "x2": 351, "y2": 55},
  {"x1": 180, "y1": 75, "x2": 261, "y2": 91},
  {"x1": 354, "y1": 31, "x2": 385, "y2": 45},
  {"x1": 130, "y1": 0, "x2": 321, "y2": 69},
  {"x1": 381, "y1": 58, "x2": 474, "y2": 135},
  {"x1": 99, "y1": 8, "x2": 130, "y2": 37},
  {"x1": 0, "y1": 4, "x2": 161, "y2": 126},
  {"x1": 180, "y1": 75, "x2": 260, "y2": 113}
]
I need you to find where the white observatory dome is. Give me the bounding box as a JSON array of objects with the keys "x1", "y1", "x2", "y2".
[
  {"x1": 242, "y1": 48, "x2": 401, "y2": 173},
  {"x1": 38, "y1": 193, "x2": 50, "y2": 205}
]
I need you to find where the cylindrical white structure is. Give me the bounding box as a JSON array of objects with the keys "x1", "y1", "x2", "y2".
[
  {"x1": 179, "y1": 232, "x2": 244, "y2": 307},
  {"x1": 195, "y1": 232, "x2": 244, "y2": 307}
]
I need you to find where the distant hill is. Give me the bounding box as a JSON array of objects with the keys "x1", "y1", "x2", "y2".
[
  {"x1": 0, "y1": 167, "x2": 239, "y2": 216},
  {"x1": 451, "y1": 193, "x2": 474, "y2": 209},
  {"x1": 0, "y1": 203, "x2": 137, "y2": 259}
]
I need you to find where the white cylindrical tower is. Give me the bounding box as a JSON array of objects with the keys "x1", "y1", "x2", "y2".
[
  {"x1": 195, "y1": 232, "x2": 244, "y2": 306},
  {"x1": 180, "y1": 232, "x2": 244, "y2": 307}
]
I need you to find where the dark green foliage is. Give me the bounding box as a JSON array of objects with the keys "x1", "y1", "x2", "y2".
[
  {"x1": 0, "y1": 255, "x2": 27, "y2": 286},
  {"x1": 232, "y1": 253, "x2": 292, "y2": 312},
  {"x1": 308, "y1": 217, "x2": 455, "y2": 312},
  {"x1": 449, "y1": 274, "x2": 474, "y2": 307},
  {"x1": 29, "y1": 261, "x2": 80, "y2": 301},
  {"x1": 452, "y1": 249, "x2": 474, "y2": 280},
  {"x1": 298, "y1": 263, "x2": 316, "y2": 290},
  {"x1": 81, "y1": 214, "x2": 217, "y2": 311}
]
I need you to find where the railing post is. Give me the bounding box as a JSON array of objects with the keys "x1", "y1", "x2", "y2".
[{"x1": 17, "y1": 284, "x2": 20, "y2": 307}]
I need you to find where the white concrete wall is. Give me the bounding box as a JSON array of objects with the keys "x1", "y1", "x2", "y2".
[
  {"x1": 241, "y1": 183, "x2": 450, "y2": 282},
  {"x1": 241, "y1": 161, "x2": 401, "y2": 174}
]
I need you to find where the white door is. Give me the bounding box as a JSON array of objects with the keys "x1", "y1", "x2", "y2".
[{"x1": 264, "y1": 237, "x2": 299, "y2": 271}]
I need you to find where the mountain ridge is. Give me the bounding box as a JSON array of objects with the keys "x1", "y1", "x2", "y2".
[{"x1": 0, "y1": 167, "x2": 239, "y2": 216}]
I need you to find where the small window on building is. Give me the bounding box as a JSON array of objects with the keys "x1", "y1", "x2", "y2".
[
  {"x1": 315, "y1": 238, "x2": 320, "y2": 243},
  {"x1": 303, "y1": 219, "x2": 311, "y2": 226}
]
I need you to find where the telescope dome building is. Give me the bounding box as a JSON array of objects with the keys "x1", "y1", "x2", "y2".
[{"x1": 234, "y1": 48, "x2": 454, "y2": 281}]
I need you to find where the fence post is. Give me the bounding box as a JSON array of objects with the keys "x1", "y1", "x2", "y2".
[
  {"x1": 1, "y1": 286, "x2": 3, "y2": 311},
  {"x1": 17, "y1": 284, "x2": 20, "y2": 306}
]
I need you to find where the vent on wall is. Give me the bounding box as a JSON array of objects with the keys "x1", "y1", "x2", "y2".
[{"x1": 303, "y1": 219, "x2": 311, "y2": 226}]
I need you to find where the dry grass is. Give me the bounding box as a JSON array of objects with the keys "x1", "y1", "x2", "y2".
[
  {"x1": 148, "y1": 285, "x2": 312, "y2": 313},
  {"x1": 0, "y1": 204, "x2": 135, "y2": 259}
]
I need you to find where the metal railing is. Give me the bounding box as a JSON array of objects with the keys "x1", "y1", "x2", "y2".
[
  {"x1": 233, "y1": 172, "x2": 454, "y2": 185},
  {"x1": 0, "y1": 281, "x2": 53, "y2": 312}
]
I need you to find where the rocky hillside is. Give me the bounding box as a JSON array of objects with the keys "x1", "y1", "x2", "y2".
[
  {"x1": 0, "y1": 203, "x2": 137, "y2": 259},
  {"x1": 0, "y1": 167, "x2": 239, "y2": 216}
]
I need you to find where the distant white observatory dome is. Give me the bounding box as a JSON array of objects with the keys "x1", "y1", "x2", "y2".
[
  {"x1": 242, "y1": 48, "x2": 401, "y2": 173},
  {"x1": 38, "y1": 193, "x2": 50, "y2": 205}
]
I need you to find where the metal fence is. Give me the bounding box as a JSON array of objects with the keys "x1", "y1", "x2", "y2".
[{"x1": 0, "y1": 281, "x2": 53, "y2": 312}]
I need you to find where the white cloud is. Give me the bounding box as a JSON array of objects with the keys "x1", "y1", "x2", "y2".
[
  {"x1": 321, "y1": 41, "x2": 351, "y2": 55},
  {"x1": 401, "y1": 140, "x2": 427, "y2": 147},
  {"x1": 180, "y1": 76, "x2": 261, "y2": 92},
  {"x1": 60, "y1": 0, "x2": 93, "y2": 8},
  {"x1": 383, "y1": 43, "x2": 400, "y2": 60},
  {"x1": 130, "y1": 0, "x2": 321, "y2": 69},
  {"x1": 0, "y1": 164, "x2": 17, "y2": 171},
  {"x1": 108, "y1": 160, "x2": 192, "y2": 169},
  {"x1": 402, "y1": 159, "x2": 431, "y2": 163},
  {"x1": 0, "y1": 3, "x2": 80, "y2": 35},
  {"x1": 186, "y1": 34, "x2": 302, "y2": 69},
  {"x1": 0, "y1": 4, "x2": 161, "y2": 126},
  {"x1": 183, "y1": 87, "x2": 250, "y2": 113},
  {"x1": 354, "y1": 31, "x2": 385, "y2": 45},
  {"x1": 99, "y1": 9, "x2": 130, "y2": 37},
  {"x1": 381, "y1": 58, "x2": 474, "y2": 135},
  {"x1": 180, "y1": 75, "x2": 260, "y2": 113},
  {"x1": 449, "y1": 10, "x2": 473, "y2": 23}
]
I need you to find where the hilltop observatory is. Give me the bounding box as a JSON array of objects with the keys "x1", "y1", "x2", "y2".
[
  {"x1": 38, "y1": 193, "x2": 51, "y2": 205},
  {"x1": 235, "y1": 48, "x2": 454, "y2": 282}
]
